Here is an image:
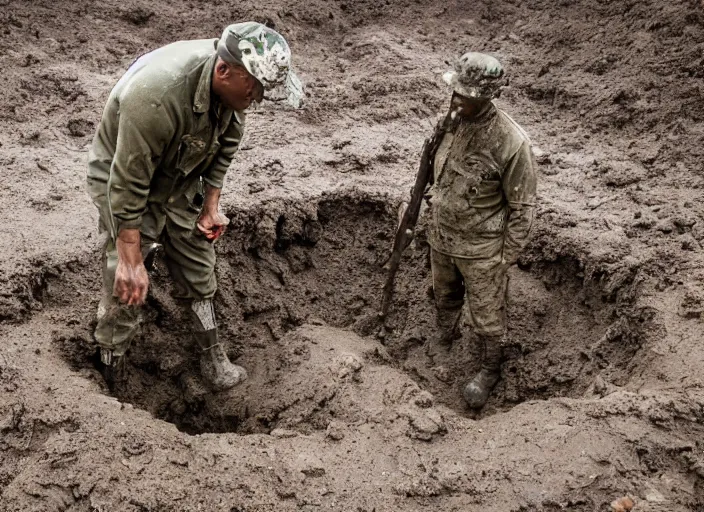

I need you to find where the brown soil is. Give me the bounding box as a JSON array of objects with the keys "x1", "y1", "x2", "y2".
[{"x1": 2, "y1": 0, "x2": 704, "y2": 511}]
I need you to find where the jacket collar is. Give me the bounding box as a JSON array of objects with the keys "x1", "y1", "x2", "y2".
[
  {"x1": 466, "y1": 101, "x2": 497, "y2": 124},
  {"x1": 193, "y1": 52, "x2": 217, "y2": 114}
]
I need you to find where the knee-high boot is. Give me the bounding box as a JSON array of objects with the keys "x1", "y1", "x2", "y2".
[
  {"x1": 462, "y1": 334, "x2": 502, "y2": 408},
  {"x1": 191, "y1": 299, "x2": 247, "y2": 391}
]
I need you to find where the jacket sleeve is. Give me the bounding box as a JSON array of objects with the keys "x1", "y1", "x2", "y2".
[
  {"x1": 107, "y1": 93, "x2": 175, "y2": 233},
  {"x1": 203, "y1": 116, "x2": 245, "y2": 189},
  {"x1": 501, "y1": 141, "x2": 538, "y2": 263}
]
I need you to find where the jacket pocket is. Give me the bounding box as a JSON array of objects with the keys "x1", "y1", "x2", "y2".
[
  {"x1": 198, "y1": 140, "x2": 221, "y2": 178},
  {"x1": 185, "y1": 177, "x2": 204, "y2": 214},
  {"x1": 468, "y1": 180, "x2": 502, "y2": 208},
  {"x1": 177, "y1": 134, "x2": 208, "y2": 176},
  {"x1": 435, "y1": 164, "x2": 481, "y2": 227}
]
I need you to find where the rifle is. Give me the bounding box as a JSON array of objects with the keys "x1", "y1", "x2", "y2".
[{"x1": 380, "y1": 116, "x2": 450, "y2": 318}]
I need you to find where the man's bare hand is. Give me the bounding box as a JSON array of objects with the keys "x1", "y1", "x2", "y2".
[
  {"x1": 197, "y1": 209, "x2": 230, "y2": 242},
  {"x1": 114, "y1": 260, "x2": 149, "y2": 305},
  {"x1": 114, "y1": 228, "x2": 149, "y2": 305},
  {"x1": 197, "y1": 184, "x2": 229, "y2": 242}
]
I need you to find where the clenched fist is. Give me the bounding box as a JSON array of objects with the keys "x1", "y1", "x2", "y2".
[{"x1": 197, "y1": 209, "x2": 230, "y2": 242}]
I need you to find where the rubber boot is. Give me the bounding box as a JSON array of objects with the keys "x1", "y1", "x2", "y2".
[
  {"x1": 436, "y1": 308, "x2": 462, "y2": 345},
  {"x1": 99, "y1": 347, "x2": 126, "y2": 392},
  {"x1": 195, "y1": 328, "x2": 247, "y2": 391},
  {"x1": 463, "y1": 335, "x2": 503, "y2": 409}
]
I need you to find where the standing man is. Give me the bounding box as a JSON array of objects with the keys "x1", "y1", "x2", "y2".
[
  {"x1": 87, "y1": 22, "x2": 303, "y2": 390},
  {"x1": 427, "y1": 53, "x2": 537, "y2": 408}
]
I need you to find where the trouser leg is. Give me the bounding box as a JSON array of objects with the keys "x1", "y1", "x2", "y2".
[
  {"x1": 454, "y1": 256, "x2": 510, "y2": 408},
  {"x1": 93, "y1": 234, "x2": 155, "y2": 364},
  {"x1": 430, "y1": 249, "x2": 464, "y2": 343},
  {"x1": 456, "y1": 255, "x2": 509, "y2": 339},
  {"x1": 162, "y1": 208, "x2": 245, "y2": 390},
  {"x1": 162, "y1": 200, "x2": 217, "y2": 301}
]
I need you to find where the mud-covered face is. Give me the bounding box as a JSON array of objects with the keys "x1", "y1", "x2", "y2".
[
  {"x1": 213, "y1": 61, "x2": 264, "y2": 112},
  {"x1": 450, "y1": 92, "x2": 491, "y2": 119}
]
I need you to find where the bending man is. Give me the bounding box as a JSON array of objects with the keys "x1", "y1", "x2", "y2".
[{"x1": 86, "y1": 22, "x2": 303, "y2": 390}]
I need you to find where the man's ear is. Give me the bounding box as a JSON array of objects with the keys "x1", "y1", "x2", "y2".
[{"x1": 215, "y1": 61, "x2": 232, "y2": 80}]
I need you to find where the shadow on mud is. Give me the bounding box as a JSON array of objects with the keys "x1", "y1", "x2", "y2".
[{"x1": 49, "y1": 194, "x2": 650, "y2": 434}]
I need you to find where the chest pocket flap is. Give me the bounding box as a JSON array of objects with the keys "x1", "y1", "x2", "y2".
[{"x1": 177, "y1": 134, "x2": 208, "y2": 176}]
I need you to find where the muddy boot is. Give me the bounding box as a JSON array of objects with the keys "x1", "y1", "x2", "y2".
[
  {"x1": 190, "y1": 298, "x2": 246, "y2": 391},
  {"x1": 195, "y1": 329, "x2": 247, "y2": 391},
  {"x1": 99, "y1": 347, "x2": 127, "y2": 392},
  {"x1": 463, "y1": 335, "x2": 502, "y2": 409},
  {"x1": 436, "y1": 308, "x2": 462, "y2": 345}
]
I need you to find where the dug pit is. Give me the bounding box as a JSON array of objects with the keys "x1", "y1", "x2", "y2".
[{"x1": 50, "y1": 194, "x2": 649, "y2": 435}]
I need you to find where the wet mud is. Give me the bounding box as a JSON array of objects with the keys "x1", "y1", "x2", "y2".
[{"x1": 2, "y1": 0, "x2": 704, "y2": 510}]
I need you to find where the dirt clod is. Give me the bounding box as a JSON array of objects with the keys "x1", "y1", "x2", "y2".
[
  {"x1": 121, "y1": 6, "x2": 155, "y2": 25},
  {"x1": 611, "y1": 496, "x2": 635, "y2": 512}
]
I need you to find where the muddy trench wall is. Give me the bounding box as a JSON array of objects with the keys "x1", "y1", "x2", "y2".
[{"x1": 32, "y1": 194, "x2": 654, "y2": 435}]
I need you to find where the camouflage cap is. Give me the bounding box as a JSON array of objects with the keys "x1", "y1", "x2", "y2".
[
  {"x1": 218, "y1": 22, "x2": 304, "y2": 108},
  {"x1": 442, "y1": 52, "x2": 507, "y2": 99}
]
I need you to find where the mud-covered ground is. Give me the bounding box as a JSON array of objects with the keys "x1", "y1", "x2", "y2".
[{"x1": 2, "y1": 0, "x2": 704, "y2": 510}]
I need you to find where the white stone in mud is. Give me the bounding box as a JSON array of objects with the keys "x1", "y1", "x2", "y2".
[
  {"x1": 334, "y1": 352, "x2": 363, "y2": 378},
  {"x1": 644, "y1": 487, "x2": 666, "y2": 503},
  {"x1": 325, "y1": 420, "x2": 346, "y2": 441}
]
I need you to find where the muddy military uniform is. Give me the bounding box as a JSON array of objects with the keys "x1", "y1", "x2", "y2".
[
  {"x1": 87, "y1": 38, "x2": 244, "y2": 359},
  {"x1": 428, "y1": 104, "x2": 537, "y2": 335},
  {"x1": 428, "y1": 52, "x2": 537, "y2": 408},
  {"x1": 86, "y1": 22, "x2": 303, "y2": 390}
]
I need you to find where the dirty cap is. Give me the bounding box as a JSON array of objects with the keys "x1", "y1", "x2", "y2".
[
  {"x1": 442, "y1": 52, "x2": 507, "y2": 99},
  {"x1": 218, "y1": 21, "x2": 304, "y2": 108}
]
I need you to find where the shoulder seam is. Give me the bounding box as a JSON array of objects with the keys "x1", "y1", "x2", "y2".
[{"x1": 498, "y1": 109, "x2": 532, "y2": 144}]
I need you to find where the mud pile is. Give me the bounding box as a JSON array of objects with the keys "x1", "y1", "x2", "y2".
[{"x1": 2, "y1": 0, "x2": 704, "y2": 511}]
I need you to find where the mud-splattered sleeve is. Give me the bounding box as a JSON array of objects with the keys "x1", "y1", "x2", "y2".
[
  {"x1": 106, "y1": 93, "x2": 175, "y2": 233},
  {"x1": 501, "y1": 141, "x2": 537, "y2": 263},
  {"x1": 203, "y1": 116, "x2": 245, "y2": 189}
]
